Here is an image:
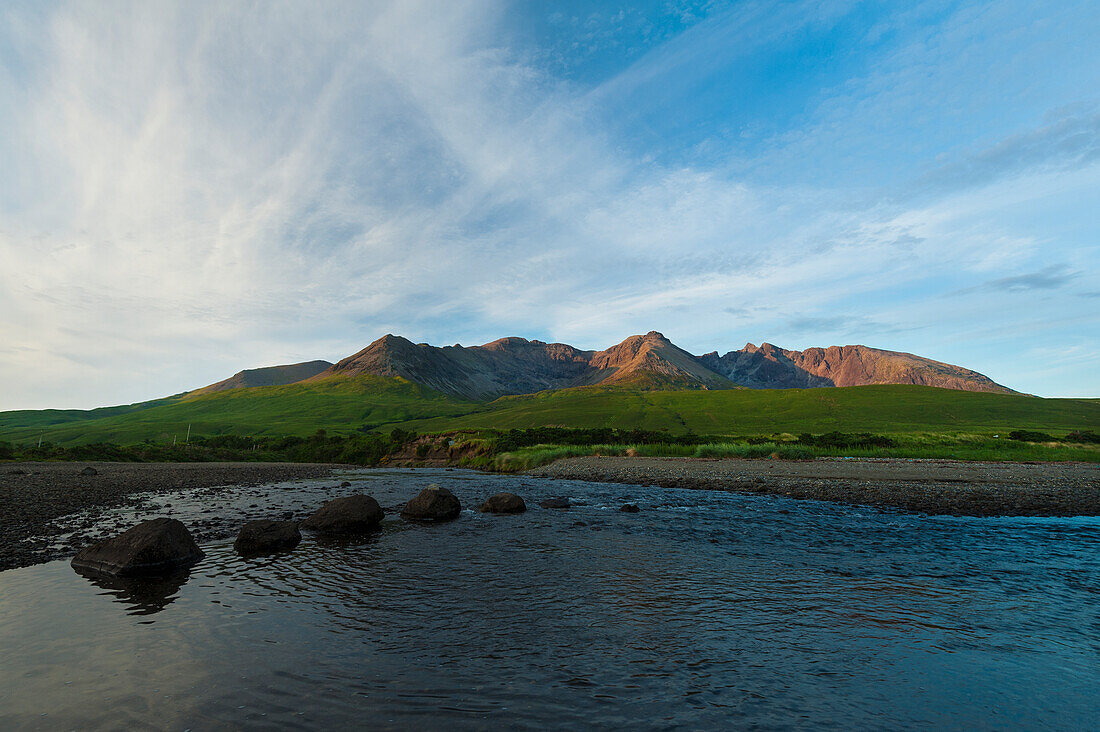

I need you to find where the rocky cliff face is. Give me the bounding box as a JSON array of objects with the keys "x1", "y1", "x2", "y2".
[
  {"x1": 204, "y1": 333, "x2": 1012, "y2": 399},
  {"x1": 311, "y1": 331, "x2": 728, "y2": 399},
  {"x1": 702, "y1": 343, "x2": 1013, "y2": 393}
]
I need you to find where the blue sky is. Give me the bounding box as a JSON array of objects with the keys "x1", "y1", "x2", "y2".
[{"x1": 0, "y1": 0, "x2": 1097, "y2": 409}]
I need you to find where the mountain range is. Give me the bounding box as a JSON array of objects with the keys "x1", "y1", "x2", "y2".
[{"x1": 200, "y1": 331, "x2": 1013, "y2": 399}]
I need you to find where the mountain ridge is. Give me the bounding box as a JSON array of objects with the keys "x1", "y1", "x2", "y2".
[{"x1": 195, "y1": 331, "x2": 1013, "y2": 399}]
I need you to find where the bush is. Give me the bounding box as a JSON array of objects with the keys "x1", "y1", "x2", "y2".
[
  {"x1": 797, "y1": 431, "x2": 896, "y2": 449},
  {"x1": 491, "y1": 427, "x2": 718, "y2": 452},
  {"x1": 1064, "y1": 430, "x2": 1100, "y2": 444},
  {"x1": 1007, "y1": 430, "x2": 1054, "y2": 442},
  {"x1": 0, "y1": 440, "x2": 13, "y2": 460}
]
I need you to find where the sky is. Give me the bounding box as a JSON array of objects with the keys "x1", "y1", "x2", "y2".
[{"x1": 0, "y1": 0, "x2": 1097, "y2": 410}]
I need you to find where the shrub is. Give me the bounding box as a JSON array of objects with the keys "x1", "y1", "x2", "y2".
[
  {"x1": 1007, "y1": 430, "x2": 1055, "y2": 442},
  {"x1": 797, "y1": 431, "x2": 896, "y2": 448}
]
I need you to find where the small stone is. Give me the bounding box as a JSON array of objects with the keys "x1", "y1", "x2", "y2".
[
  {"x1": 234, "y1": 520, "x2": 301, "y2": 556},
  {"x1": 81, "y1": 467, "x2": 98, "y2": 476},
  {"x1": 301, "y1": 495, "x2": 384, "y2": 534},
  {"x1": 478, "y1": 493, "x2": 527, "y2": 514},
  {"x1": 71, "y1": 518, "x2": 204, "y2": 578},
  {"x1": 401, "y1": 484, "x2": 461, "y2": 522}
]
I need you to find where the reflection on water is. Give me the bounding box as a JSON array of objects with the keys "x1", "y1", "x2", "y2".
[
  {"x1": 1, "y1": 468, "x2": 1099, "y2": 730},
  {"x1": 75, "y1": 567, "x2": 192, "y2": 616}
]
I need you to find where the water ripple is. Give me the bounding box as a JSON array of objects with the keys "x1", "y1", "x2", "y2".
[{"x1": 2, "y1": 468, "x2": 1099, "y2": 729}]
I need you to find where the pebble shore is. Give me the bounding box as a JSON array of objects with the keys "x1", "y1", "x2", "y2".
[
  {"x1": 0, "y1": 462, "x2": 338, "y2": 571},
  {"x1": 528, "y1": 456, "x2": 1100, "y2": 517}
]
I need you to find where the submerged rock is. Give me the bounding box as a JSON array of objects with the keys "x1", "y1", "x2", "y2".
[
  {"x1": 478, "y1": 492, "x2": 527, "y2": 514},
  {"x1": 71, "y1": 518, "x2": 204, "y2": 577},
  {"x1": 539, "y1": 497, "x2": 571, "y2": 509},
  {"x1": 619, "y1": 504, "x2": 640, "y2": 513},
  {"x1": 401, "y1": 484, "x2": 461, "y2": 522},
  {"x1": 301, "y1": 495, "x2": 384, "y2": 534},
  {"x1": 234, "y1": 520, "x2": 301, "y2": 556}
]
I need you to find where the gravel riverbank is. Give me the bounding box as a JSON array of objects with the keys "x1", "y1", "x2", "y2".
[
  {"x1": 0, "y1": 462, "x2": 339, "y2": 571},
  {"x1": 528, "y1": 457, "x2": 1100, "y2": 517}
]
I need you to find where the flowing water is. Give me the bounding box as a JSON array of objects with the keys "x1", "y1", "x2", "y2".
[{"x1": 1, "y1": 468, "x2": 1098, "y2": 730}]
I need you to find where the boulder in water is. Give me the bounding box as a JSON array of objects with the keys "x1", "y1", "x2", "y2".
[
  {"x1": 620, "y1": 504, "x2": 640, "y2": 513},
  {"x1": 539, "y1": 497, "x2": 571, "y2": 509},
  {"x1": 301, "y1": 495, "x2": 384, "y2": 533},
  {"x1": 478, "y1": 492, "x2": 527, "y2": 514},
  {"x1": 401, "y1": 484, "x2": 461, "y2": 522},
  {"x1": 71, "y1": 518, "x2": 204, "y2": 577},
  {"x1": 234, "y1": 520, "x2": 301, "y2": 555}
]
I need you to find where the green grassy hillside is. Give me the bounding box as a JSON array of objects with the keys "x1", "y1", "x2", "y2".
[
  {"x1": 394, "y1": 384, "x2": 1100, "y2": 435},
  {"x1": 2, "y1": 379, "x2": 1097, "y2": 447},
  {"x1": 0, "y1": 376, "x2": 481, "y2": 446}
]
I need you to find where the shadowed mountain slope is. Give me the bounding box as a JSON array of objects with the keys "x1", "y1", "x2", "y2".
[{"x1": 196, "y1": 360, "x2": 333, "y2": 394}]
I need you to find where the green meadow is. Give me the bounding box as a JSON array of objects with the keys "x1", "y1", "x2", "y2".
[
  {"x1": 391, "y1": 383, "x2": 1100, "y2": 435},
  {"x1": 0, "y1": 376, "x2": 479, "y2": 446},
  {"x1": 2, "y1": 378, "x2": 1098, "y2": 462}
]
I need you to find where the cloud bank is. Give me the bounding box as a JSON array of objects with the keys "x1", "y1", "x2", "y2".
[{"x1": 1, "y1": 0, "x2": 1097, "y2": 408}]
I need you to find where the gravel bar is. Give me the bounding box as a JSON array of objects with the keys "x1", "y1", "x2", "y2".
[
  {"x1": 528, "y1": 456, "x2": 1100, "y2": 517},
  {"x1": 0, "y1": 462, "x2": 340, "y2": 571}
]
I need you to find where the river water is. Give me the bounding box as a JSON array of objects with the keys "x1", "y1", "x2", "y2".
[{"x1": 1, "y1": 468, "x2": 1098, "y2": 729}]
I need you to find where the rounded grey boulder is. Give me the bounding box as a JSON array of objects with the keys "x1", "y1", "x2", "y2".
[
  {"x1": 401, "y1": 484, "x2": 461, "y2": 522},
  {"x1": 81, "y1": 466, "x2": 98, "y2": 476},
  {"x1": 301, "y1": 495, "x2": 384, "y2": 534},
  {"x1": 478, "y1": 492, "x2": 527, "y2": 514},
  {"x1": 234, "y1": 520, "x2": 301, "y2": 556},
  {"x1": 71, "y1": 517, "x2": 204, "y2": 577}
]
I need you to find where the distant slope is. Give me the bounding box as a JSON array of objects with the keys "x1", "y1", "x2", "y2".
[
  {"x1": 391, "y1": 385, "x2": 1099, "y2": 435},
  {"x1": 701, "y1": 343, "x2": 1012, "y2": 393},
  {"x1": 196, "y1": 360, "x2": 332, "y2": 394},
  {"x1": 0, "y1": 376, "x2": 482, "y2": 446}
]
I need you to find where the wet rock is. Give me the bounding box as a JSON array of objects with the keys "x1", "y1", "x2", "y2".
[
  {"x1": 71, "y1": 518, "x2": 204, "y2": 578},
  {"x1": 234, "y1": 520, "x2": 301, "y2": 556},
  {"x1": 81, "y1": 467, "x2": 98, "y2": 476},
  {"x1": 401, "y1": 484, "x2": 461, "y2": 522},
  {"x1": 539, "y1": 497, "x2": 571, "y2": 509},
  {"x1": 619, "y1": 503, "x2": 640, "y2": 513},
  {"x1": 301, "y1": 495, "x2": 384, "y2": 534},
  {"x1": 340, "y1": 481, "x2": 352, "y2": 488},
  {"x1": 478, "y1": 492, "x2": 527, "y2": 514}
]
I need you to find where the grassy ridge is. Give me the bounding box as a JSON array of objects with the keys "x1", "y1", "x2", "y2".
[
  {"x1": 488, "y1": 434, "x2": 1100, "y2": 470},
  {"x1": 0, "y1": 376, "x2": 481, "y2": 446},
  {"x1": 393, "y1": 384, "x2": 1100, "y2": 435},
  {"x1": 1, "y1": 377, "x2": 1098, "y2": 448}
]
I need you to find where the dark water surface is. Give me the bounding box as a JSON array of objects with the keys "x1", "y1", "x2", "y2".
[{"x1": 1, "y1": 468, "x2": 1098, "y2": 730}]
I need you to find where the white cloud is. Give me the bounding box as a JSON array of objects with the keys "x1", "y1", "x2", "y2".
[{"x1": 0, "y1": 0, "x2": 1097, "y2": 410}]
